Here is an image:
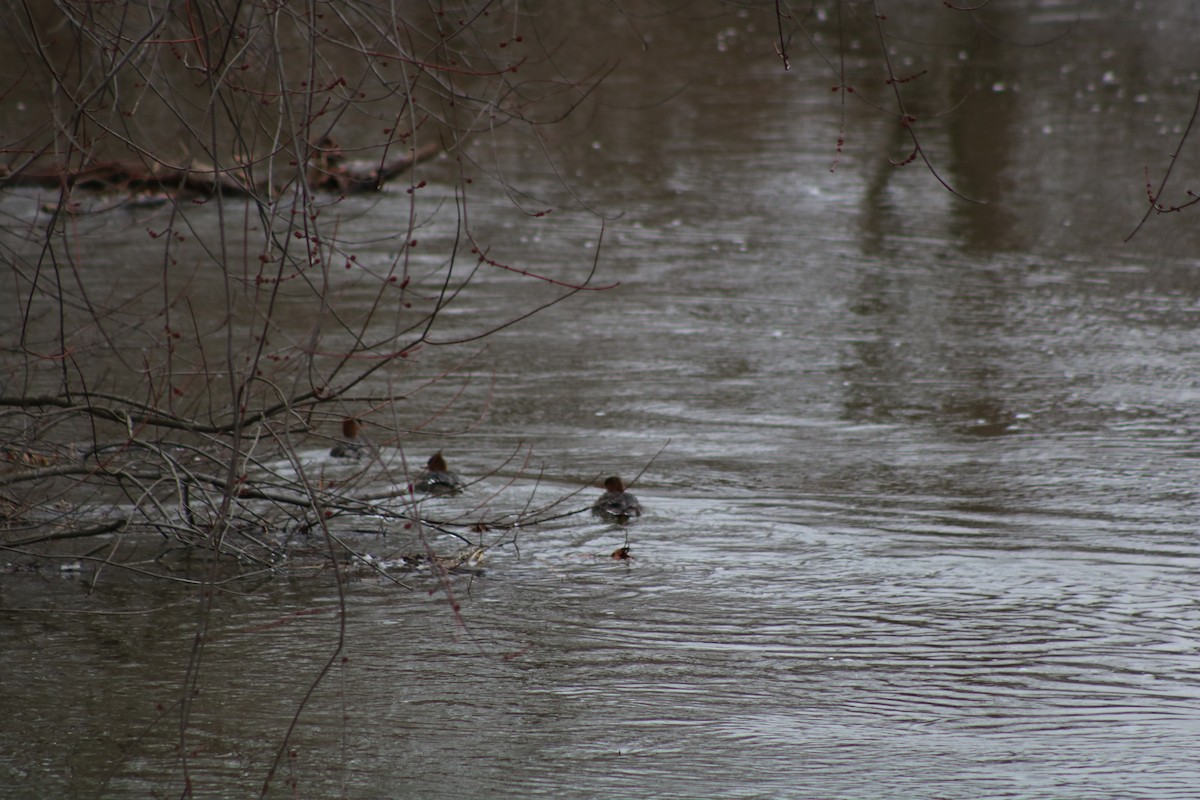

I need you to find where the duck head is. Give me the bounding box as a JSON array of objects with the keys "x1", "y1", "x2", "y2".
[{"x1": 603, "y1": 475, "x2": 626, "y2": 493}]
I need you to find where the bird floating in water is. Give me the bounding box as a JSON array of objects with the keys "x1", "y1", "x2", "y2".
[
  {"x1": 592, "y1": 475, "x2": 642, "y2": 522},
  {"x1": 414, "y1": 451, "x2": 464, "y2": 495},
  {"x1": 330, "y1": 417, "x2": 368, "y2": 459}
]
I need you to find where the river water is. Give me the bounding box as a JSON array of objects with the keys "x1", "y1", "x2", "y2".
[{"x1": 4, "y1": 2, "x2": 1200, "y2": 798}]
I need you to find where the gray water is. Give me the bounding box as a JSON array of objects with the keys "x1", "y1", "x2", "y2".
[{"x1": 5, "y1": 2, "x2": 1200, "y2": 798}]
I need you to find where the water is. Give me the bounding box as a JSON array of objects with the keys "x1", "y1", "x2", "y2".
[{"x1": 4, "y1": 2, "x2": 1200, "y2": 797}]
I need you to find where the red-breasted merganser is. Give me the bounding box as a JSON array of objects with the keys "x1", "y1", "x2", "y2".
[
  {"x1": 592, "y1": 475, "x2": 642, "y2": 522},
  {"x1": 414, "y1": 451, "x2": 464, "y2": 494},
  {"x1": 330, "y1": 417, "x2": 368, "y2": 459}
]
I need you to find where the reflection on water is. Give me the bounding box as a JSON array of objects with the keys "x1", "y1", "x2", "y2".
[{"x1": 6, "y1": 1, "x2": 1200, "y2": 798}]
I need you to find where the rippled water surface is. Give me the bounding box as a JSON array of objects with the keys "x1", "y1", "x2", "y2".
[{"x1": 5, "y1": 2, "x2": 1200, "y2": 798}]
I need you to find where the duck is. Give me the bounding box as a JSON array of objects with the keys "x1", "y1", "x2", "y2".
[
  {"x1": 592, "y1": 475, "x2": 642, "y2": 522},
  {"x1": 330, "y1": 417, "x2": 368, "y2": 459},
  {"x1": 414, "y1": 451, "x2": 464, "y2": 494}
]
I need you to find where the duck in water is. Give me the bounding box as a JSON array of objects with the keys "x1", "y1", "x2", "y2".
[
  {"x1": 592, "y1": 475, "x2": 642, "y2": 522},
  {"x1": 330, "y1": 418, "x2": 369, "y2": 459},
  {"x1": 414, "y1": 451, "x2": 464, "y2": 494}
]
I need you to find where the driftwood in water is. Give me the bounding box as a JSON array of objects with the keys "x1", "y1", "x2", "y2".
[{"x1": 0, "y1": 140, "x2": 442, "y2": 199}]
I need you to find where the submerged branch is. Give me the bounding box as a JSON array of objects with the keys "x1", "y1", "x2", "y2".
[{"x1": 3, "y1": 518, "x2": 128, "y2": 548}]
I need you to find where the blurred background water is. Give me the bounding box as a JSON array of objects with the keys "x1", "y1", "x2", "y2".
[{"x1": 4, "y1": 1, "x2": 1200, "y2": 797}]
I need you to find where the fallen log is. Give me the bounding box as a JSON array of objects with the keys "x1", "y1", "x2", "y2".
[{"x1": 0, "y1": 140, "x2": 442, "y2": 199}]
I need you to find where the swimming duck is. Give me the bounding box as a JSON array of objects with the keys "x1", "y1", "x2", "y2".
[
  {"x1": 330, "y1": 417, "x2": 368, "y2": 459},
  {"x1": 414, "y1": 451, "x2": 464, "y2": 494},
  {"x1": 592, "y1": 475, "x2": 642, "y2": 522}
]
